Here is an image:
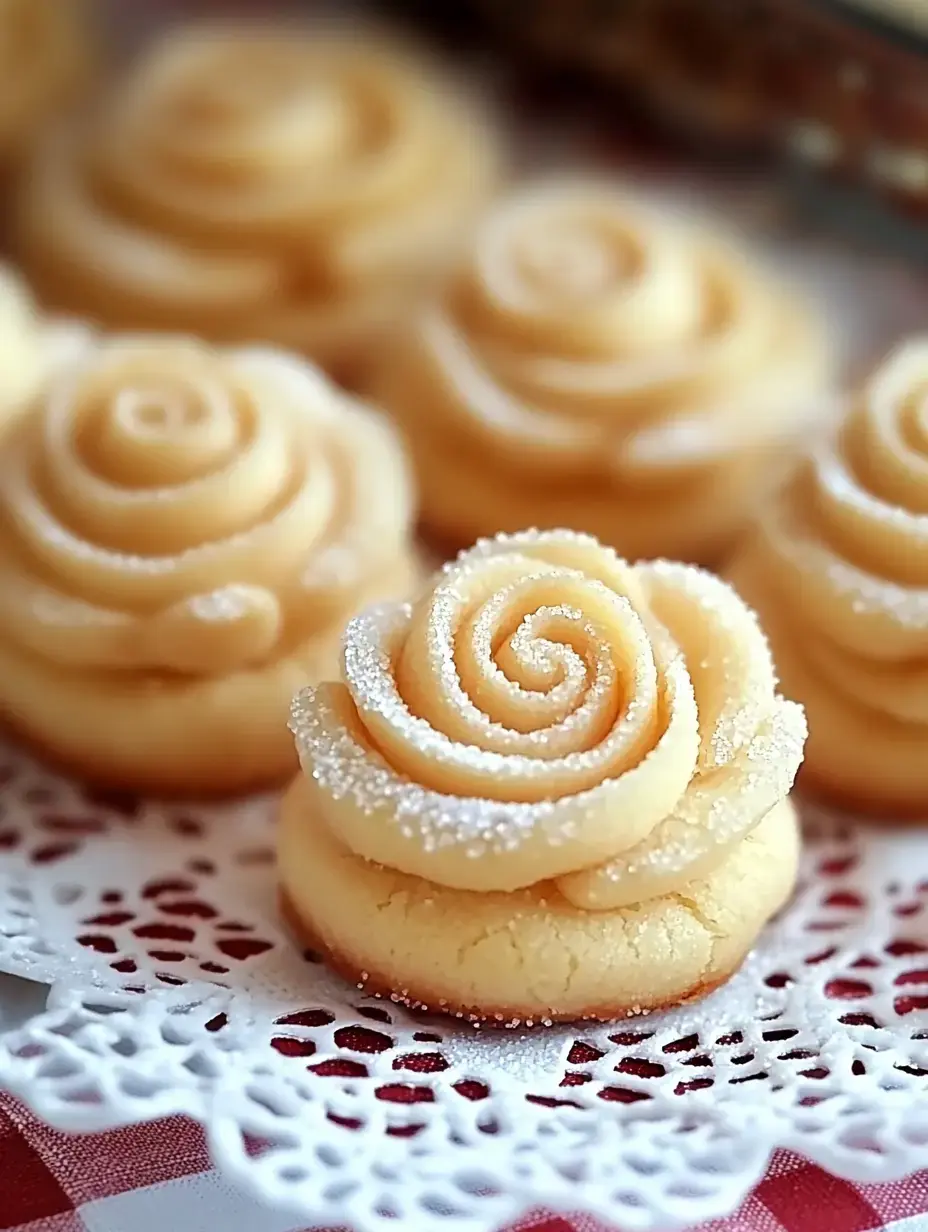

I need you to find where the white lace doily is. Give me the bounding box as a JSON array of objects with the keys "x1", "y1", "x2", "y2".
[{"x1": 0, "y1": 738, "x2": 927, "y2": 1232}]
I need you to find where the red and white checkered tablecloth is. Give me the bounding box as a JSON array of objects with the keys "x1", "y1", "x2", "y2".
[{"x1": 1, "y1": 1094, "x2": 927, "y2": 1232}]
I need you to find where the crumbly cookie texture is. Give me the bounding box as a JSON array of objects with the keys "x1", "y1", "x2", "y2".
[
  {"x1": 0, "y1": 335, "x2": 418, "y2": 796},
  {"x1": 14, "y1": 24, "x2": 499, "y2": 383},
  {"x1": 370, "y1": 179, "x2": 831, "y2": 564},
  {"x1": 728, "y1": 339, "x2": 928, "y2": 819},
  {"x1": 281, "y1": 529, "x2": 805, "y2": 1024}
]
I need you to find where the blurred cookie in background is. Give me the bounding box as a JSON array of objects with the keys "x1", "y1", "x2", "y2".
[
  {"x1": 371, "y1": 177, "x2": 833, "y2": 565},
  {"x1": 0, "y1": 333, "x2": 420, "y2": 797},
  {"x1": 728, "y1": 338, "x2": 928, "y2": 819},
  {"x1": 13, "y1": 21, "x2": 501, "y2": 386}
]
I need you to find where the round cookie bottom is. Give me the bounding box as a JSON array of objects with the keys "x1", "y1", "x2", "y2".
[
  {"x1": 0, "y1": 560, "x2": 420, "y2": 798},
  {"x1": 17, "y1": 220, "x2": 403, "y2": 394},
  {"x1": 278, "y1": 780, "x2": 800, "y2": 1025},
  {"x1": 394, "y1": 416, "x2": 798, "y2": 569},
  {"x1": 728, "y1": 557, "x2": 928, "y2": 821},
  {"x1": 0, "y1": 636, "x2": 340, "y2": 799}
]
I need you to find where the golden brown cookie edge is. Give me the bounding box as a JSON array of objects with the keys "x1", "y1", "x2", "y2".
[{"x1": 278, "y1": 887, "x2": 744, "y2": 1028}]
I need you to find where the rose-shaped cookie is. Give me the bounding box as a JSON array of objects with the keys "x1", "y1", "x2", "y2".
[
  {"x1": 371, "y1": 180, "x2": 830, "y2": 563},
  {"x1": 0, "y1": 335, "x2": 418, "y2": 796},
  {"x1": 14, "y1": 25, "x2": 498, "y2": 382},
  {"x1": 728, "y1": 340, "x2": 928, "y2": 818},
  {"x1": 281, "y1": 529, "x2": 805, "y2": 1024}
]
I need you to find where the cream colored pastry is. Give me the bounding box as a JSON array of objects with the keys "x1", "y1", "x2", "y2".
[
  {"x1": 0, "y1": 262, "x2": 91, "y2": 428},
  {"x1": 281, "y1": 529, "x2": 805, "y2": 1024},
  {"x1": 0, "y1": 335, "x2": 418, "y2": 796},
  {"x1": 0, "y1": 0, "x2": 90, "y2": 182},
  {"x1": 14, "y1": 25, "x2": 498, "y2": 382},
  {"x1": 371, "y1": 180, "x2": 831, "y2": 562},
  {"x1": 0, "y1": 265, "x2": 46, "y2": 423},
  {"x1": 728, "y1": 340, "x2": 928, "y2": 818}
]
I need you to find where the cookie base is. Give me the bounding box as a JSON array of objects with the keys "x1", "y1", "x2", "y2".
[
  {"x1": 0, "y1": 721, "x2": 298, "y2": 803},
  {"x1": 398, "y1": 417, "x2": 793, "y2": 570},
  {"x1": 278, "y1": 778, "x2": 800, "y2": 1026},
  {"x1": 796, "y1": 766, "x2": 928, "y2": 825},
  {"x1": 0, "y1": 641, "x2": 330, "y2": 799},
  {"x1": 0, "y1": 552, "x2": 421, "y2": 798},
  {"x1": 728, "y1": 555, "x2": 928, "y2": 822},
  {"x1": 278, "y1": 888, "x2": 739, "y2": 1026}
]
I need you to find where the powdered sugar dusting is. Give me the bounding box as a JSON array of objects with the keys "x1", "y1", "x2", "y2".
[
  {"x1": 562, "y1": 699, "x2": 807, "y2": 905},
  {"x1": 291, "y1": 528, "x2": 802, "y2": 893}
]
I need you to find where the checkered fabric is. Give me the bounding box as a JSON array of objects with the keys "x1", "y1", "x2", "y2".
[{"x1": 1, "y1": 1094, "x2": 927, "y2": 1232}]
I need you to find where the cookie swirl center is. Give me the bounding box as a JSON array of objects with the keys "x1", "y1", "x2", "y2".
[
  {"x1": 513, "y1": 222, "x2": 625, "y2": 302},
  {"x1": 290, "y1": 530, "x2": 804, "y2": 898},
  {"x1": 337, "y1": 538, "x2": 688, "y2": 808},
  {"x1": 89, "y1": 374, "x2": 240, "y2": 487},
  {"x1": 157, "y1": 52, "x2": 361, "y2": 173}
]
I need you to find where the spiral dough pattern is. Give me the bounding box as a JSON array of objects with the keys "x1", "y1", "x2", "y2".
[
  {"x1": 0, "y1": 335, "x2": 417, "y2": 794},
  {"x1": 372, "y1": 180, "x2": 830, "y2": 562},
  {"x1": 729, "y1": 340, "x2": 928, "y2": 817},
  {"x1": 14, "y1": 26, "x2": 497, "y2": 379},
  {"x1": 282, "y1": 530, "x2": 805, "y2": 1022}
]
